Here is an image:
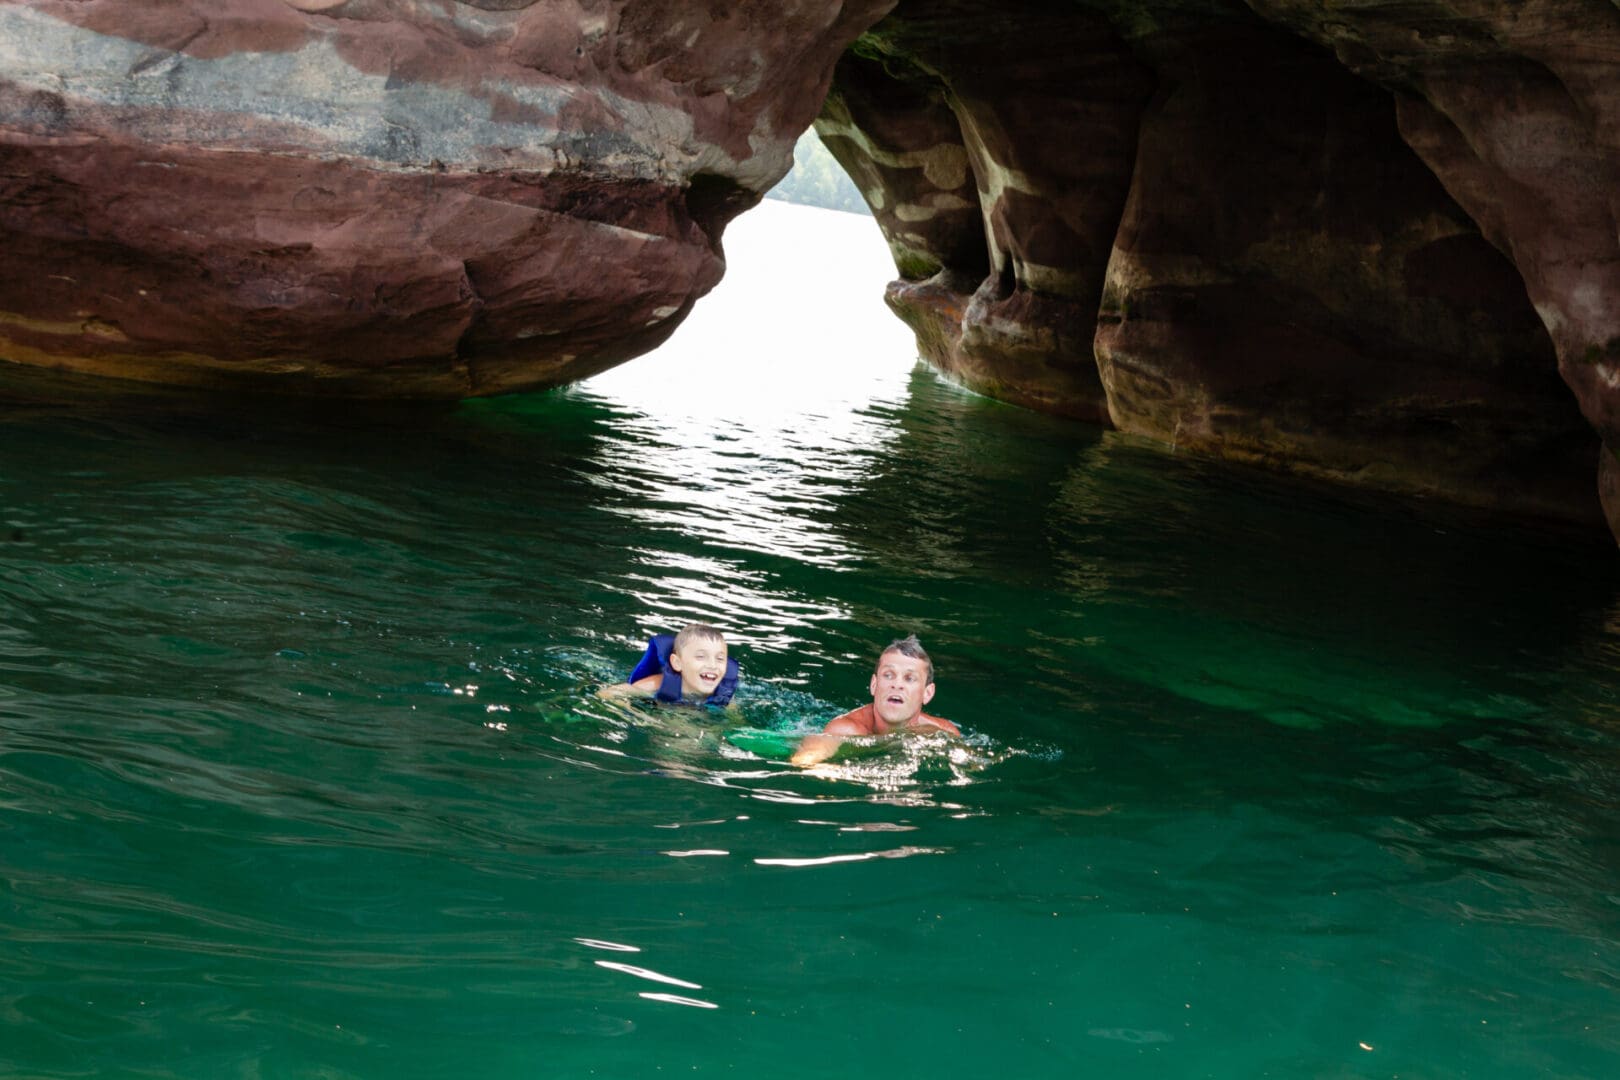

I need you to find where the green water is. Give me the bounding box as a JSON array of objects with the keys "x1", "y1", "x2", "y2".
[{"x1": 5, "y1": 203, "x2": 1620, "y2": 1078}]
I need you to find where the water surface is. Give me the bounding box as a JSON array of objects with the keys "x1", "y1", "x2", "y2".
[{"x1": 3, "y1": 200, "x2": 1620, "y2": 1078}]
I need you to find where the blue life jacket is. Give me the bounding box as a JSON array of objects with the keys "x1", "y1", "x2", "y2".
[{"x1": 627, "y1": 634, "x2": 739, "y2": 706}]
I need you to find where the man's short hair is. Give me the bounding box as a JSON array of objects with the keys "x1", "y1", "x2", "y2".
[
  {"x1": 876, "y1": 634, "x2": 933, "y2": 683},
  {"x1": 674, "y1": 623, "x2": 726, "y2": 651}
]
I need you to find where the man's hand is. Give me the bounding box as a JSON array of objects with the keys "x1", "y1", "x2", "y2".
[{"x1": 790, "y1": 733, "x2": 844, "y2": 767}]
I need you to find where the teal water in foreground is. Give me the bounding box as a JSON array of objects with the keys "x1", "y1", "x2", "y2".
[{"x1": 4, "y1": 202, "x2": 1620, "y2": 1078}]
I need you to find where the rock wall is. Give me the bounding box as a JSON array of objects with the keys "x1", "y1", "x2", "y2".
[
  {"x1": 825, "y1": 0, "x2": 1604, "y2": 528},
  {"x1": 1248, "y1": 0, "x2": 1620, "y2": 534},
  {"x1": 0, "y1": 0, "x2": 890, "y2": 395},
  {"x1": 820, "y1": 6, "x2": 1153, "y2": 423}
]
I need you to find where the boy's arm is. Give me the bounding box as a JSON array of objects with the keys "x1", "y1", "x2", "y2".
[
  {"x1": 790, "y1": 716, "x2": 867, "y2": 767},
  {"x1": 596, "y1": 674, "x2": 662, "y2": 699}
]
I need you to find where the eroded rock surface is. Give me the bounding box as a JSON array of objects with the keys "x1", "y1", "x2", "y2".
[
  {"x1": 825, "y1": 0, "x2": 1606, "y2": 530},
  {"x1": 0, "y1": 0, "x2": 890, "y2": 394}
]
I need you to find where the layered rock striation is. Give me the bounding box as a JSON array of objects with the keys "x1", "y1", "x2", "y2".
[{"x1": 0, "y1": 0, "x2": 889, "y2": 395}]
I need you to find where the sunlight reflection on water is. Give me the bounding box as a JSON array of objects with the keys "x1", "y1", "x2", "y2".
[
  {"x1": 554, "y1": 200, "x2": 973, "y2": 673},
  {"x1": 579, "y1": 199, "x2": 921, "y2": 579}
]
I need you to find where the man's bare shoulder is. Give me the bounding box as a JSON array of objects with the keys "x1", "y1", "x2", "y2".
[
  {"x1": 824, "y1": 705, "x2": 876, "y2": 735},
  {"x1": 914, "y1": 713, "x2": 961, "y2": 737}
]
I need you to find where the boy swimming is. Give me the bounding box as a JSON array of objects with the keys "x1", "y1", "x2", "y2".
[{"x1": 599, "y1": 622, "x2": 738, "y2": 707}]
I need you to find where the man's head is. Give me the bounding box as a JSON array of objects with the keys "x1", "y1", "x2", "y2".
[
  {"x1": 869, "y1": 634, "x2": 935, "y2": 726},
  {"x1": 669, "y1": 623, "x2": 729, "y2": 699}
]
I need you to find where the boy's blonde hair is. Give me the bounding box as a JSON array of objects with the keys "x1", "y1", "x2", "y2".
[
  {"x1": 877, "y1": 634, "x2": 933, "y2": 683},
  {"x1": 673, "y1": 623, "x2": 726, "y2": 652}
]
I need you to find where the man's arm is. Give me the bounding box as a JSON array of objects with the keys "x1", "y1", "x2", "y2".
[{"x1": 790, "y1": 716, "x2": 867, "y2": 767}]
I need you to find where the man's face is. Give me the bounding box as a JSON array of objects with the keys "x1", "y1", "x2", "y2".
[
  {"x1": 869, "y1": 651, "x2": 935, "y2": 726},
  {"x1": 670, "y1": 636, "x2": 728, "y2": 698}
]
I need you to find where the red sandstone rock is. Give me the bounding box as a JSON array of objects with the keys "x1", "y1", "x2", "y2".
[
  {"x1": 0, "y1": 0, "x2": 892, "y2": 395},
  {"x1": 1236, "y1": 0, "x2": 1620, "y2": 531},
  {"x1": 820, "y1": 6, "x2": 1151, "y2": 423},
  {"x1": 1095, "y1": 22, "x2": 1595, "y2": 523},
  {"x1": 828, "y1": 0, "x2": 1607, "y2": 532}
]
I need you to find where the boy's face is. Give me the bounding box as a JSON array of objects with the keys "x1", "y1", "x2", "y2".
[
  {"x1": 869, "y1": 651, "x2": 935, "y2": 726},
  {"x1": 669, "y1": 636, "x2": 728, "y2": 698}
]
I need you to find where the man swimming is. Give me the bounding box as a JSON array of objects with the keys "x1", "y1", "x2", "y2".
[{"x1": 790, "y1": 634, "x2": 961, "y2": 766}]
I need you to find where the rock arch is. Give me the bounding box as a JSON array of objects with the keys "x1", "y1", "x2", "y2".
[{"x1": 2, "y1": 0, "x2": 1618, "y2": 537}]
